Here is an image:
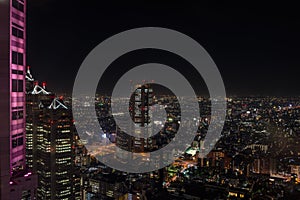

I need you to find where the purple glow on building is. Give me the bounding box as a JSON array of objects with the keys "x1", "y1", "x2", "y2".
[
  {"x1": 0, "y1": 0, "x2": 37, "y2": 199},
  {"x1": 9, "y1": 0, "x2": 26, "y2": 175}
]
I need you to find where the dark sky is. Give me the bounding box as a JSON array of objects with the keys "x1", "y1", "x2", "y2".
[{"x1": 27, "y1": 1, "x2": 300, "y2": 96}]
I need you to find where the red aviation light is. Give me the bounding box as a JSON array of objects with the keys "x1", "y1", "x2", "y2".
[{"x1": 42, "y1": 81, "x2": 47, "y2": 89}]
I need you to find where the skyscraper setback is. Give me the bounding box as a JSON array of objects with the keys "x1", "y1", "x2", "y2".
[{"x1": 0, "y1": 0, "x2": 37, "y2": 199}]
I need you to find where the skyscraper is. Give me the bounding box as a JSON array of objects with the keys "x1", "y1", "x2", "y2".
[
  {"x1": 116, "y1": 83, "x2": 154, "y2": 153},
  {"x1": 26, "y1": 67, "x2": 54, "y2": 172},
  {"x1": 25, "y1": 69, "x2": 80, "y2": 199},
  {"x1": 0, "y1": 0, "x2": 37, "y2": 199},
  {"x1": 36, "y1": 99, "x2": 76, "y2": 200},
  {"x1": 130, "y1": 83, "x2": 154, "y2": 152}
]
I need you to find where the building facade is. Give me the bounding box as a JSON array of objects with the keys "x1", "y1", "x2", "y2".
[
  {"x1": 26, "y1": 70, "x2": 80, "y2": 199},
  {"x1": 0, "y1": 0, "x2": 37, "y2": 199},
  {"x1": 116, "y1": 83, "x2": 154, "y2": 153}
]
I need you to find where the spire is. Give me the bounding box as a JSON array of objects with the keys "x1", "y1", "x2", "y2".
[
  {"x1": 26, "y1": 66, "x2": 68, "y2": 110},
  {"x1": 26, "y1": 66, "x2": 52, "y2": 95},
  {"x1": 25, "y1": 66, "x2": 34, "y2": 81},
  {"x1": 42, "y1": 81, "x2": 47, "y2": 90}
]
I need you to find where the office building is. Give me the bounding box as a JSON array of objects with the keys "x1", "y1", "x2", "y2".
[
  {"x1": 25, "y1": 69, "x2": 80, "y2": 199},
  {"x1": 0, "y1": 0, "x2": 37, "y2": 199},
  {"x1": 116, "y1": 83, "x2": 154, "y2": 153}
]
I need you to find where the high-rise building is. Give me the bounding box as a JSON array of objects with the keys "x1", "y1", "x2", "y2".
[
  {"x1": 116, "y1": 83, "x2": 154, "y2": 153},
  {"x1": 36, "y1": 99, "x2": 76, "y2": 200},
  {"x1": 25, "y1": 67, "x2": 54, "y2": 172},
  {"x1": 25, "y1": 69, "x2": 80, "y2": 199},
  {"x1": 0, "y1": 0, "x2": 37, "y2": 199}
]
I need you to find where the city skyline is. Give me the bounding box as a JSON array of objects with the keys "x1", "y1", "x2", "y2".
[{"x1": 1, "y1": 1, "x2": 300, "y2": 199}]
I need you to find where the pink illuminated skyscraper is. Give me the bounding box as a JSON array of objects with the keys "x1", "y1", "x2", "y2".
[{"x1": 0, "y1": 0, "x2": 36, "y2": 199}]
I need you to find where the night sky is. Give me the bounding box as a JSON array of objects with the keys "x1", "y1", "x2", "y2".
[{"x1": 27, "y1": 1, "x2": 300, "y2": 96}]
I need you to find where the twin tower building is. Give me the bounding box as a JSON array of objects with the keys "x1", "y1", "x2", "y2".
[{"x1": 0, "y1": 1, "x2": 78, "y2": 199}]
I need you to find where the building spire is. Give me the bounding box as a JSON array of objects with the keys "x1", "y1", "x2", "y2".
[{"x1": 26, "y1": 66, "x2": 34, "y2": 81}]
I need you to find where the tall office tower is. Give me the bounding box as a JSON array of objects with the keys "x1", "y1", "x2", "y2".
[
  {"x1": 25, "y1": 71, "x2": 80, "y2": 199},
  {"x1": 26, "y1": 68, "x2": 54, "y2": 172},
  {"x1": 129, "y1": 83, "x2": 154, "y2": 152},
  {"x1": 129, "y1": 84, "x2": 153, "y2": 127},
  {"x1": 129, "y1": 84, "x2": 153, "y2": 152},
  {"x1": 115, "y1": 83, "x2": 154, "y2": 154},
  {"x1": 0, "y1": 0, "x2": 37, "y2": 199},
  {"x1": 36, "y1": 99, "x2": 75, "y2": 200}
]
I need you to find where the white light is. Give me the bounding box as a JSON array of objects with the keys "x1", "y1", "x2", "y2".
[{"x1": 154, "y1": 120, "x2": 162, "y2": 125}]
